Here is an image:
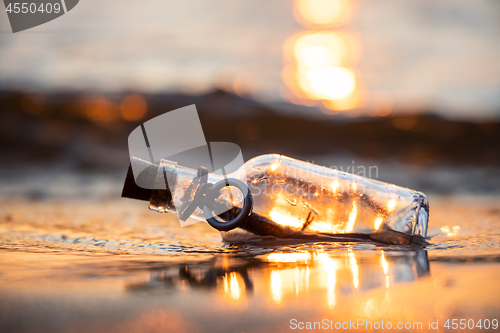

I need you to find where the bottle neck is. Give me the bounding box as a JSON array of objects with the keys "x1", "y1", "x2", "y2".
[
  {"x1": 148, "y1": 159, "x2": 227, "y2": 222},
  {"x1": 149, "y1": 159, "x2": 179, "y2": 214}
]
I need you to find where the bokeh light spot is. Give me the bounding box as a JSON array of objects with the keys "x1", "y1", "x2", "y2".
[
  {"x1": 306, "y1": 66, "x2": 355, "y2": 100},
  {"x1": 120, "y1": 94, "x2": 147, "y2": 122},
  {"x1": 294, "y1": 0, "x2": 353, "y2": 29},
  {"x1": 82, "y1": 95, "x2": 118, "y2": 123}
]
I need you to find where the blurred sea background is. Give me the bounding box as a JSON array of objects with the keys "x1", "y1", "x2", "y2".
[{"x1": 0, "y1": 0, "x2": 500, "y2": 332}]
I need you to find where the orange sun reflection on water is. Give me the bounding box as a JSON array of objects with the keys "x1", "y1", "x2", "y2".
[
  {"x1": 294, "y1": 0, "x2": 354, "y2": 29},
  {"x1": 306, "y1": 66, "x2": 355, "y2": 100},
  {"x1": 284, "y1": 0, "x2": 363, "y2": 112}
]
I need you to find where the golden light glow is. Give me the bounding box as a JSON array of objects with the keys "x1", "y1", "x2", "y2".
[
  {"x1": 351, "y1": 182, "x2": 357, "y2": 192},
  {"x1": 295, "y1": 268, "x2": 300, "y2": 295},
  {"x1": 307, "y1": 220, "x2": 349, "y2": 234},
  {"x1": 321, "y1": 86, "x2": 363, "y2": 111},
  {"x1": 317, "y1": 253, "x2": 339, "y2": 307},
  {"x1": 222, "y1": 272, "x2": 242, "y2": 302},
  {"x1": 270, "y1": 270, "x2": 282, "y2": 304},
  {"x1": 268, "y1": 196, "x2": 310, "y2": 230},
  {"x1": 294, "y1": 0, "x2": 353, "y2": 29},
  {"x1": 374, "y1": 216, "x2": 384, "y2": 230},
  {"x1": 345, "y1": 201, "x2": 357, "y2": 232},
  {"x1": 380, "y1": 251, "x2": 389, "y2": 275},
  {"x1": 266, "y1": 252, "x2": 310, "y2": 263},
  {"x1": 269, "y1": 211, "x2": 303, "y2": 229},
  {"x1": 306, "y1": 266, "x2": 310, "y2": 290},
  {"x1": 441, "y1": 225, "x2": 460, "y2": 237},
  {"x1": 347, "y1": 250, "x2": 359, "y2": 289},
  {"x1": 331, "y1": 180, "x2": 340, "y2": 193},
  {"x1": 258, "y1": 250, "x2": 433, "y2": 308},
  {"x1": 380, "y1": 251, "x2": 390, "y2": 288},
  {"x1": 282, "y1": 30, "x2": 362, "y2": 111},
  {"x1": 300, "y1": 46, "x2": 336, "y2": 68},
  {"x1": 270, "y1": 162, "x2": 280, "y2": 172},
  {"x1": 387, "y1": 199, "x2": 397, "y2": 213},
  {"x1": 264, "y1": 263, "x2": 312, "y2": 305},
  {"x1": 260, "y1": 250, "x2": 410, "y2": 307},
  {"x1": 306, "y1": 66, "x2": 355, "y2": 100},
  {"x1": 292, "y1": 32, "x2": 347, "y2": 66}
]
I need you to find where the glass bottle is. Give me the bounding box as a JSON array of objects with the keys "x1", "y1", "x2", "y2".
[{"x1": 122, "y1": 154, "x2": 429, "y2": 245}]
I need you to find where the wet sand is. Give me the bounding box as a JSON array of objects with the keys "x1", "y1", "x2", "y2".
[
  {"x1": 0, "y1": 185, "x2": 499, "y2": 332},
  {"x1": 1, "y1": 91, "x2": 499, "y2": 332}
]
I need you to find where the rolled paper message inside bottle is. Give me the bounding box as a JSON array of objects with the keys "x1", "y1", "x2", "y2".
[{"x1": 122, "y1": 154, "x2": 429, "y2": 245}]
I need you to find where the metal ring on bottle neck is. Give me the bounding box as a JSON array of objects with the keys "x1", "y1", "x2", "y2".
[{"x1": 203, "y1": 178, "x2": 253, "y2": 231}]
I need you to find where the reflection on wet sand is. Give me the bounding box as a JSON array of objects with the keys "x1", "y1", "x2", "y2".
[
  {"x1": 127, "y1": 249, "x2": 429, "y2": 308},
  {"x1": 1, "y1": 196, "x2": 499, "y2": 332},
  {"x1": 1, "y1": 243, "x2": 499, "y2": 333}
]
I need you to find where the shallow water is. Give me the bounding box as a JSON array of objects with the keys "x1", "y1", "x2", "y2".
[{"x1": 0, "y1": 172, "x2": 499, "y2": 332}]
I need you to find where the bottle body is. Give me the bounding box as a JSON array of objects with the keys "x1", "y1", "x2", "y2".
[{"x1": 148, "y1": 154, "x2": 429, "y2": 240}]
